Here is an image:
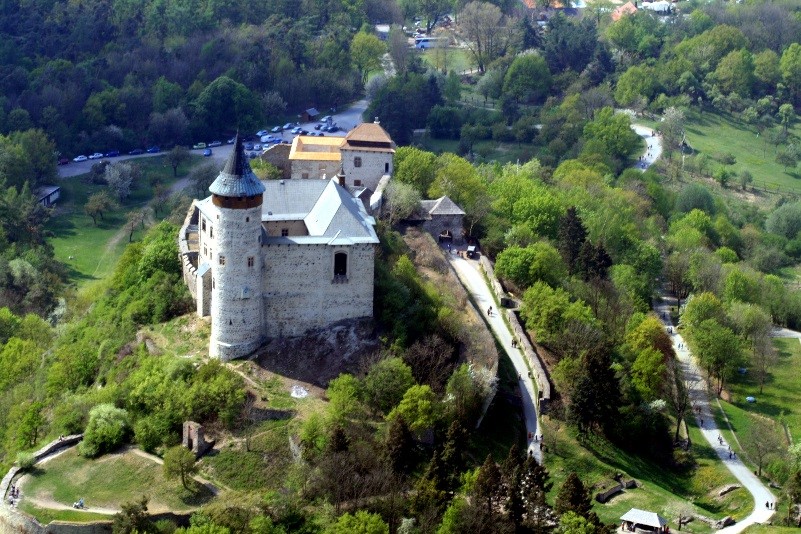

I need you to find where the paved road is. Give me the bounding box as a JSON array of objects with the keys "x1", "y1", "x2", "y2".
[
  {"x1": 57, "y1": 99, "x2": 370, "y2": 179},
  {"x1": 447, "y1": 252, "x2": 542, "y2": 463},
  {"x1": 632, "y1": 124, "x2": 662, "y2": 171},
  {"x1": 655, "y1": 297, "x2": 775, "y2": 533}
]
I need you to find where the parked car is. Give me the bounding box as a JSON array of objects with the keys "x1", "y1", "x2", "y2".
[
  {"x1": 256, "y1": 130, "x2": 269, "y2": 137},
  {"x1": 203, "y1": 148, "x2": 213, "y2": 157},
  {"x1": 300, "y1": 129, "x2": 309, "y2": 135},
  {"x1": 260, "y1": 135, "x2": 275, "y2": 143},
  {"x1": 283, "y1": 122, "x2": 294, "y2": 130},
  {"x1": 73, "y1": 155, "x2": 88, "y2": 162},
  {"x1": 314, "y1": 123, "x2": 323, "y2": 130},
  {"x1": 227, "y1": 137, "x2": 236, "y2": 144},
  {"x1": 208, "y1": 140, "x2": 222, "y2": 147},
  {"x1": 248, "y1": 151, "x2": 258, "y2": 158},
  {"x1": 146, "y1": 146, "x2": 160, "y2": 153},
  {"x1": 105, "y1": 150, "x2": 120, "y2": 157},
  {"x1": 89, "y1": 152, "x2": 103, "y2": 159},
  {"x1": 129, "y1": 148, "x2": 144, "y2": 155},
  {"x1": 320, "y1": 115, "x2": 332, "y2": 124},
  {"x1": 271, "y1": 126, "x2": 282, "y2": 133},
  {"x1": 192, "y1": 142, "x2": 207, "y2": 149},
  {"x1": 327, "y1": 125, "x2": 339, "y2": 133},
  {"x1": 290, "y1": 127, "x2": 302, "y2": 134},
  {"x1": 253, "y1": 144, "x2": 262, "y2": 151},
  {"x1": 244, "y1": 142, "x2": 254, "y2": 150},
  {"x1": 58, "y1": 158, "x2": 70, "y2": 165}
]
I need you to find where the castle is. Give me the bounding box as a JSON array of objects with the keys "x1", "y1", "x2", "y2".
[{"x1": 178, "y1": 128, "x2": 387, "y2": 361}]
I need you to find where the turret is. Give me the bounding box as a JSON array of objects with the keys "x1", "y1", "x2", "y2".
[{"x1": 208, "y1": 137, "x2": 266, "y2": 361}]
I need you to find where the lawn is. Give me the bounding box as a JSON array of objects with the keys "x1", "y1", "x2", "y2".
[
  {"x1": 542, "y1": 416, "x2": 750, "y2": 532},
  {"x1": 720, "y1": 337, "x2": 801, "y2": 444},
  {"x1": 19, "y1": 447, "x2": 214, "y2": 516},
  {"x1": 18, "y1": 503, "x2": 112, "y2": 524},
  {"x1": 50, "y1": 156, "x2": 192, "y2": 288},
  {"x1": 420, "y1": 47, "x2": 473, "y2": 74},
  {"x1": 681, "y1": 109, "x2": 801, "y2": 195}
]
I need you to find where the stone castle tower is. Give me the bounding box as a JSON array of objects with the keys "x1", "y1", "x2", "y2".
[{"x1": 208, "y1": 138, "x2": 266, "y2": 361}]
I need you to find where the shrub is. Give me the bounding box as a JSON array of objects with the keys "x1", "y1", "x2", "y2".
[
  {"x1": 16, "y1": 452, "x2": 35, "y2": 469},
  {"x1": 78, "y1": 403, "x2": 130, "y2": 458}
]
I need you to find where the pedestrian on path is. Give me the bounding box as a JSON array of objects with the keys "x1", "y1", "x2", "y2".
[{"x1": 487, "y1": 306, "x2": 492, "y2": 316}]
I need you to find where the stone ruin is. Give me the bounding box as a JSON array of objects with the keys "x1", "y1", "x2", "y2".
[{"x1": 182, "y1": 421, "x2": 213, "y2": 458}]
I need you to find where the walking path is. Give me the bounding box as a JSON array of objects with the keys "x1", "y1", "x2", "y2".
[
  {"x1": 447, "y1": 252, "x2": 543, "y2": 462},
  {"x1": 632, "y1": 124, "x2": 662, "y2": 170},
  {"x1": 655, "y1": 297, "x2": 775, "y2": 533}
]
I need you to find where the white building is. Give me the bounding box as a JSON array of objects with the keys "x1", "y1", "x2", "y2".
[{"x1": 179, "y1": 138, "x2": 379, "y2": 361}]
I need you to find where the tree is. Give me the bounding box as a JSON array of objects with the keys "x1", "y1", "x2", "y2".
[
  {"x1": 558, "y1": 207, "x2": 587, "y2": 274},
  {"x1": 786, "y1": 470, "x2": 801, "y2": 525},
  {"x1": 384, "y1": 181, "x2": 421, "y2": 225},
  {"x1": 261, "y1": 90, "x2": 287, "y2": 119},
  {"x1": 385, "y1": 416, "x2": 416, "y2": 475},
  {"x1": 495, "y1": 243, "x2": 567, "y2": 290},
  {"x1": 714, "y1": 49, "x2": 755, "y2": 97},
  {"x1": 388, "y1": 26, "x2": 410, "y2": 76},
  {"x1": 14, "y1": 129, "x2": 57, "y2": 187},
  {"x1": 459, "y1": 2, "x2": 506, "y2": 74},
  {"x1": 167, "y1": 146, "x2": 190, "y2": 177},
  {"x1": 148, "y1": 108, "x2": 190, "y2": 146},
  {"x1": 661, "y1": 107, "x2": 686, "y2": 153},
  {"x1": 112, "y1": 496, "x2": 151, "y2": 534},
  {"x1": 189, "y1": 162, "x2": 219, "y2": 198},
  {"x1": 362, "y1": 357, "x2": 416, "y2": 415},
  {"x1": 193, "y1": 76, "x2": 260, "y2": 135},
  {"x1": 79, "y1": 404, "x2": 130, "y2": 458},
  {"x1": 503, "y1": 53, "x2": 552, "y2": 104},
  {"x1": 741, "y1": 417, "x2": 783, "y2": 477},
  {"x1": 84, "y1": 191, "x2": 118, "y2": 226},
  {"x1": 615, "y1": 65, "x2": 658, "y2": 107},
  {"x1": 394, "y1": 146, "x2": 437, "y2": 194},
  {"x1": 387, "y1": 384, "x2": 439, "y2": 438},
  {"x1": 666, "y1": 252, "x2": 692, "y2": 310},
  {"x1": 325, "y1": 510, "x2": 389, "y2": 534},
  {"x1": 351, "y1": 32, "x2": 385, "y2": 85},
  {"x1": 556, "y1": 512, "x2": 595, "y2": 534},
  {"x1": 568, "y1": 346, "x2": 620, "y2": 433},
  {"x1": 327, "y1": 373, "x2": 365, "y2": 423},
  {"x1": 780, "y1": 42, "x2": 801, "y2": 105},
  {"x1": 776, "y1": 148, "x2": 797, "y2": 171},
  {"x1": 126, "y1": 210, "x2": 146, "y2": 242},
  {"x1": 105, "y1": 162, "x2": 136, "y2": 202},
  {"x1": 691, "y1": 319, "x2": 743, "y2": 396},
  {"x1": 16, "y1": 401, "x2": 45, "y2": 448},
  {"x1": 163, "y1": 445, "x2": 198, "y2": 489},
  {"x1": 474, "y1": 455, "x2": 502, "y2": 518},
  {"x1": 554, "y1": 472, "x2": 593, "y2": 519},
  {"x1": 778, "y1": 103, "x2": 796, "y2": 134},
  {"x1": 582, "y1": 106, "x2": 640, "y2": 161}
]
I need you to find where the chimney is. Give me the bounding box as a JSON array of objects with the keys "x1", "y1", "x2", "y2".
[{"x1": 374, "y1": 117, "x2": 380, "y2": 125}]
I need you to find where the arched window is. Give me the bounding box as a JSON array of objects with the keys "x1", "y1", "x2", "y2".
[{"x1": 334, "y1": 252, "x2": 347, "y2": 277}]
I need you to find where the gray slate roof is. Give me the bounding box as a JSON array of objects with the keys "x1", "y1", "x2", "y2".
[
  {"x1": 416, "y1": 196, "x2": 466, "y2": 219},
  {"x1": 209, "y1": 136, "x2": 266, "y2": 197}
]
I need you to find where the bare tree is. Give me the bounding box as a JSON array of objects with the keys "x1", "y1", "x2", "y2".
[
  {"x1": 105, "y1": 162, "x2": 136, "y2": 202},
  {"x1": 741, "y1": 417, "x2": 784, "y2": 477},
  {"x1": 125, "y1": 210, "x2": 145, "y2": 242},
  {"x1": 166, "y1": 146, "x2": 190, "y2": 177},
  {"x1": 662, "y1": 107, "x2": 686, "y2": 153},
  {"x1": 388, "y1": 26, "x2": 410, "y2": 76},
  {"x1": 665, "y1": 359, "x2": 699, "y2": 445},
  {"x1": 189, "y1": 162, "x2": 219, "y2": 199},
  {"x1": 459, "y1": 2, "x2": 507, "y2": 74},
  {"x1": 752, "y1": 335, "x2": 778, "y2": 394}
]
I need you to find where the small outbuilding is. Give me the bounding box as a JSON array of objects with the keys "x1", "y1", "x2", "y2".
[
  {"x1": 35, "y1": 185, "x2": 61, "y2": 207},
  {"x1": 407, "y1": 196, "x2": 466, "y2": 245},
  {"x1": 611, "y1": 1, "x2": 638, "y2": 21},
  {"x1": 301, "y1": 108, "x2": 320, "y2": 122},
  {"x1": 620, "y1": 508, "x2": 669, "y2": 532}
]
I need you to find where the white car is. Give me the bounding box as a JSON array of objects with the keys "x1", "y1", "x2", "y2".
[
  {"x1": 88, "y1": 153, "x2": 103, "y2": 159},
  {"x1": 73, "y1": 155, "x2": 88, "y2": 162},
  {"x1": 253, "y1": 144, "x2": 262, "y2": 151}
]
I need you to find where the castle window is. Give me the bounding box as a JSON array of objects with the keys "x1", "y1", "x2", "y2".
[
  {"x1": 246, "y1": 217, "x2": 250, "y2": 222},
  {"x1": 219, "y1": 255, "x2": 226, "y2": 266},
  {"x1": 281, "y1": 228, "x2": 289, "y2": 237},
  {"x1": 334, "y1": 252, "x2": 347, "y2": 277},
  {"x1": 385, "y1": 162, "x2": 389, "y2": 173},
  {"x1": 247, "y1": 257, "x2": 254, "y2": 267},
  {"x1": 302, "y1": 172, "x2": 309, "y2": 179},
  {"x1": 212, "y1": 278, "x2": 215, "y2": 289},
  {"x1": 354, "y1": 180, "x2": 362, "y2": 187},
  {"x1": 210, "y1": 226, "x2": 214, "y2": 238},
  {"x1": 354, "y1": 157, "x2": 362, "y2": 168},
  {"x1": 203, "y1": 246, "x2": 207, "y2": 257},
  {"x1": 202, "y1": 219, "x2": 206, "y2": 232}
]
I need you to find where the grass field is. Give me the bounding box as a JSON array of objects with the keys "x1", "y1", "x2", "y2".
[
  {"x1": 680, "y1": 110, "x2": 801, "y2": 194},
  {"x1": 542, "y1": 417, "x2": 750, "y2": 532},
  {"x1": 50, "y1": 156, "x2": 192, "y2": 288},
  {"x1": 19, "y1": 447, "x2": 214, "y2": 515},
  {"x1": 18, "y1": 502, "x2": 112, "y2": 524},
  {"x1": 719, "y1": 337, "x2": 801, "y2": 444},
  {"x1": 420, "y1": 47, "x2": 473, "y2": 74}
]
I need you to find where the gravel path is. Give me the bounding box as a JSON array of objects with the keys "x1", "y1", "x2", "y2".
[{"x1": 655, "y1": 297, "x2": 775, "y2": 532}]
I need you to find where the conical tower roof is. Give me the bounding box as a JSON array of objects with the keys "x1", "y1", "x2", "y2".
[{"x1": 209, "y1": 136, "x2": 266, "y2": 197}]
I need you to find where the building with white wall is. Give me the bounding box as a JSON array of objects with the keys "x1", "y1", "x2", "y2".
[{"x1": 179, "y1": 137, "x2": 379, "y2": 361}]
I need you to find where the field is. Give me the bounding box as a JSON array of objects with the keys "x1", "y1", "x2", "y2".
[
  {"x1": 543, "y1": 417, "x2": 750, "y2": 532},
  {"x1": 420, "y1": 46, "x2": 473, "y2": 74},
  {"x1": 679, "y1": 110, "x2": 801, "y2": 195},
  {"x1": 19, "y1": 447, "x2": 215, "y2": 519},
  {"x1": 50, "y1": 156, "x2": 193, "y2": 288}
]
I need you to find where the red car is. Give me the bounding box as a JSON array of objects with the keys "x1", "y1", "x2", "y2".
[{"x1": 57, "y1": 158, "x2": 70, "y2": 165}]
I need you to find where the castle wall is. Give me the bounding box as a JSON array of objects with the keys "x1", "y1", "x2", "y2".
[
  {"x1": 264, "y1": 220, "x2": 308, "y2": 237},
  {"x1": 209, "y1": 203, "x2": 265, "y2": 361},
  {"x1": 422, "y1": 214, "x2": 465, "y2": 245},
  {"x1": 341, "y1": 148, "x2": 392, "y2": 192},
  {"x1": 290, "y1": 160, "x2": 340, "y2": 181},
  {"x1": 262, "y1": 243, "x2": 374, "y2": 338},
  {"x1": 261, "y1": 144, "x2": 291, "y2": 179}
]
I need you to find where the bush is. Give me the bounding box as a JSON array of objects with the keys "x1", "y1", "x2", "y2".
[
  {"x1": 16, "y1": 452, "x2": 35, "y2": 469},
  {"x1": 134, "y1": 415, "x2": 172, "y2": 453},
  {"x1": 78, "y1": 403, "x2": 130, "y2": 458}
]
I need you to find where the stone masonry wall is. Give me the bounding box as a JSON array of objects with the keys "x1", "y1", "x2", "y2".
[
  {"x1": 341, "y1": 148, "x2": 392, "y2": 192},
  {"x1": 290, "y1": 160, "x2": 340, "y2": 181},
  {"x1": 421, "y1": 215, "x2": 464, "y2": 245},
  {"x1": 178, "y1": 203, "x2": 200, "y2": 300},
  {"x1": 261, "y1": 144, "x2": 291, "y2": 179},
  {"x1": 262, "y1": 243, "x2": 374, "y2": 338},
  {"x1": 478, "y1": 256, "x2": 551, "y2": 410},
  {"x1": 210, "y1": 203, "x2": 264, "y2": 361}
]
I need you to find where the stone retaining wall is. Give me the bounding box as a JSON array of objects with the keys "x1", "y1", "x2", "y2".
[{"x1": 478, "y1": 256, "x2": 551, "y2": 411}]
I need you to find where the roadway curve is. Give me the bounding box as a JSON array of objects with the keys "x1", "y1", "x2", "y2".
[
  {"x1": 447, "y1": 252, "x2": 542, "y2": 463},
  {"x1": 656, "y1": 297, "x2": 775, "y2": 532}
]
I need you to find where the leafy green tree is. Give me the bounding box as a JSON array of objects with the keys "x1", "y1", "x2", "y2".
[
  {"x1": 79, "y1": 403, "x2": 130, "y2": 458},
  {"x1": 167, "y1": 146, "x2": 190, "y2": 177},
  {"x1": 557, "y1": 207, "x2": 587, "y2": 274},
  {"x1": 503, "y1": 53, "x2": 552, "y2": 104},
  {"x1": 84, "y1": 191, "x2": 118, "y2": 226},
  {"x1": 631, "y1": 347, "x2": 667, "y2": 401},
  {"x1": 556, "y1": 512, "x2": 595, "y2": 534},
  {"x1": 740, "y1": 417, "x2": 783, "y2": 477},
  {"x1": 521, "y1": 282, "x2": 597, "y2": 350},
  {"x1": 327, "y1": 373, "x2": 365, "y2": 423},
  {"x1": 13, "y1": 129, "x2": 57, "y2": 186},
  {"x1": 362, "y1": 357, "x2": 416, "y2": 415},
  {"x1": 681, "y1": 292, "x2": 726, "y2": 330},
  {"x1": 582, "y1": 107, "x2": 640, "y2": 161},
  {"x1": 691, "y1": 319, "x2": 743, "y2": 396},
  {"x1": 193, "y1": 76, "x2": 260, "y2": 135},
  {"x1": 387, "y1": 384, "x2": 439, "y2": 437},
  {"x1": 384, "y1": 181, "x2": 422, "y2": 225},
  {"x1": 325, "y1": 510, "x2": 389, "y2": 534},
  {"x1": 351, "y1": 32, "x2": 385, "y2": 85},
  {"x1": 152, "y1": 76, "x2": 184, "y2": 113},
  {"x1": 495, "y1": 243, "x2": 567, "y2": 290},
  {"x1": 16, "y1": 401, "x2": 45, "y2": 449},
  {"x1": 568, "y1": 346, "x2": 620, "y2": 433},
  {"x1": 615, "y1": 65, "x2": 659, "y2": 107},
  {"x1": 112, "y1": 496, "x2": 151, "y2": 534},
  {"x1": 714, "y1": 49, "x2": 755, "y2": 97},
  {"x1": 543, "y1": 14, "x2": 598, "y2": 73},
  {"x1": 163, "y1": 445, "x2": 197, "y2": 489},
  {"x1": 780, "y1": 42, "x2": 801, "y2": 105},
  {"x1": 766, "y1": 202, "x2": 801, "y2": 238},
  {"x1": 394, "y1": 147, "x2": 437, "y2": 195}
]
